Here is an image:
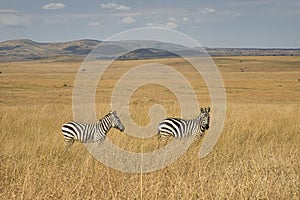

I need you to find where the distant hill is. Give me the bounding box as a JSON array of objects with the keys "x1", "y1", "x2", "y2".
[
  {"x1": 0, "y1": 39, "x2": 299, "y2": 62},
  {"x1": 0, "y1": 39, "x2": 101, "y2": 62}
]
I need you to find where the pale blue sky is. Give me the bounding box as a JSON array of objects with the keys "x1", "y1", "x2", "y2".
[{"x1": 0, "y1": 0, "x2": 299, "y2": 47}]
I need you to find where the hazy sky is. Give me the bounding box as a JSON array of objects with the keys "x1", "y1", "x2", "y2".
[{"x1": 0, "y1": 0, "x2": 299, "y2": 48}]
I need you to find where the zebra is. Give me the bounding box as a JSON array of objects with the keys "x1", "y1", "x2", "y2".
[
  {"x1": 157, "y1": 107, "x2": 210, "y2": 144},
  {"x1": 61, "y1": 111, "x2": 125, "y2": 149}
]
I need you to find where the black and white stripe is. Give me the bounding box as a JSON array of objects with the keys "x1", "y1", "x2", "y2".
[
  {"x1": 158, "y1": 107, "x2": 210, "y2": 140},
  {"x1": 62, "y1": 111, "x2": 124, "y2": 149}
]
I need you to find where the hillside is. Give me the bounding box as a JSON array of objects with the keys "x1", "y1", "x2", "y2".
[
  {"x1": 0, "y1": 39, "x2": 100, "y2": 62},
  {"x1": 0, "y1": 39, "x2": 299, "y2": 62}
]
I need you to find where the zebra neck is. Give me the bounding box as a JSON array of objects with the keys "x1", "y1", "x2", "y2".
[
  {"x1": 185, "y1": 118, "x2": 199, "y2": 133},
  {"x1": 98, "y1": 114, "x2": 112, "y2": 134},
  {"x1": 194, "y1": 116, "x2": 205, "y2": 132},
  {"x1": 196, "y1": 116, "x2": 207, "y2": 133}
]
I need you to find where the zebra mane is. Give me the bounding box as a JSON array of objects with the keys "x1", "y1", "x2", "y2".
[
  {"x1": 99, "y1": 112, "x2": 112, "y2": 122},
  {"x1": 98, "y1": 110, "x2": 119, "y2": 124}
]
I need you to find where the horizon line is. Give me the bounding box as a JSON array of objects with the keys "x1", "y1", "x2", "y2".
[{"x1": 0, "y1": 38, "x2": 299, "y2": 49}]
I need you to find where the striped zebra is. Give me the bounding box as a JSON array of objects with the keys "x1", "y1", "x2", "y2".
[
  {"x1": 61, "y1": 111, "x2": 125, "y2": 149},
  {"x1": 157, "y1": 107, "x2": 210, "y2": 142}
]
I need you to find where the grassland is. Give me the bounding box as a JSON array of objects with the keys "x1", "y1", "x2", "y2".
[{"x1": 0, "y1": 56, "x2": 299, "y2": 199}]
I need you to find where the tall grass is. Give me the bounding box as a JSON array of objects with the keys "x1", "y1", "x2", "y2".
[
  {"x1": 0, "y1": 103, "x2": 299, "y2": 199},
  {"x1": 0, "y1": 57, "x2": 299, "y2": 199}
]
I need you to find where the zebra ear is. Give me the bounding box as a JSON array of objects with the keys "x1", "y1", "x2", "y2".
[
  {"x1": 207, "y1": 107, "x2": 210, "y2": 112},
  {"x1": 200, "y1": 108, "x2": 204, "y2": 113}
]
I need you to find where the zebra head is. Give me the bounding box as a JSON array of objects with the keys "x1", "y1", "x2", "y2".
[
  {"x1": 199, "y1": 107, "x2": 210, "y2": 130},
  {"x1": 110, "y1": 111, "x2": 125, "y2": 132}
]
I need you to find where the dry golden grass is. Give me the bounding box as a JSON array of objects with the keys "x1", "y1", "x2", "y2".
[{"x1": 0, "y1": 56, "x2": 299, "y2": 199}]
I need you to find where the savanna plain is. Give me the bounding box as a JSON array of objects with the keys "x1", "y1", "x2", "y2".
[{"x1": 0, "y1": 56, "x2": 299, "y2": 199}]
